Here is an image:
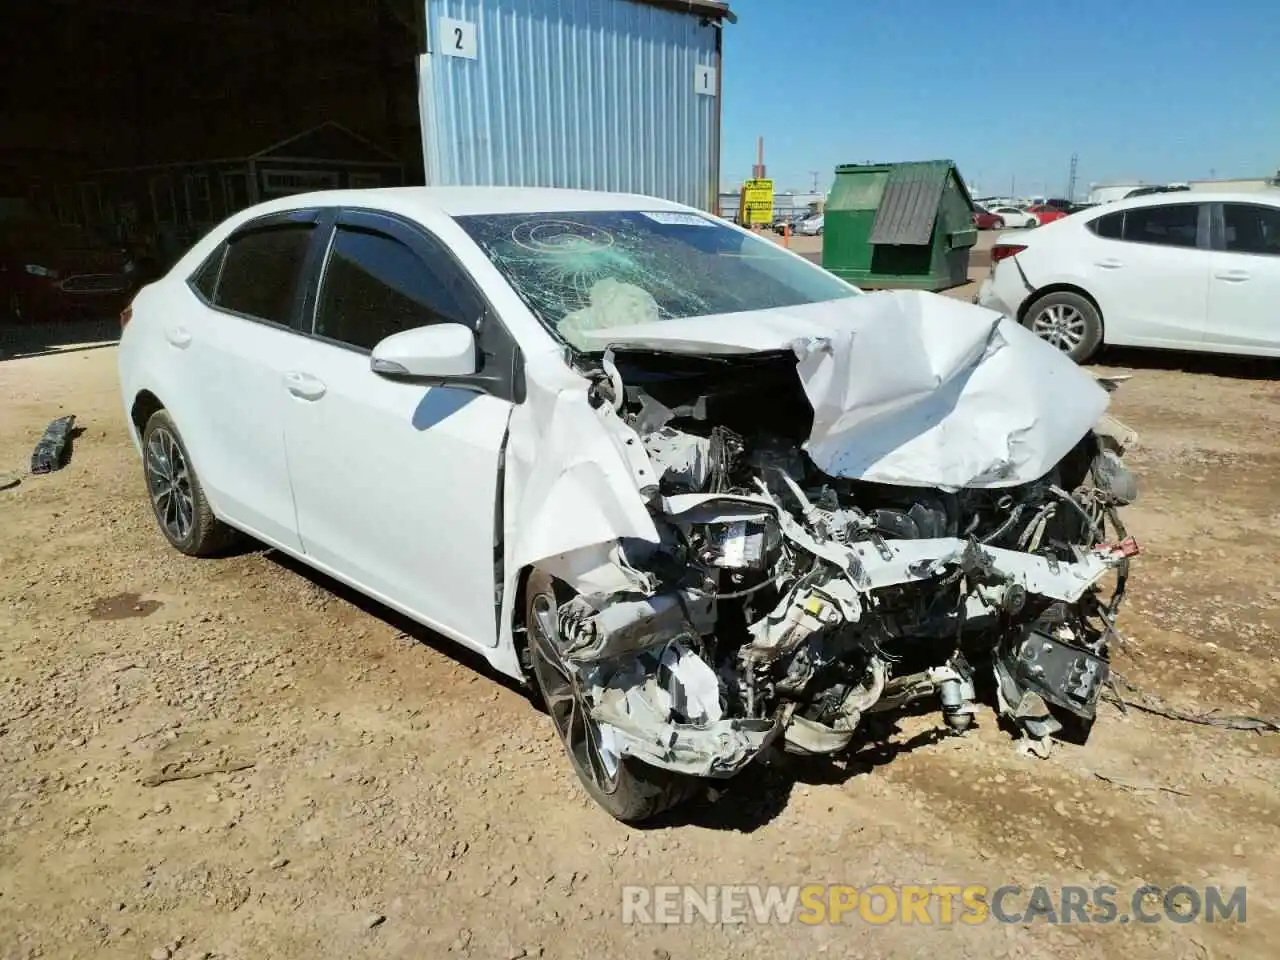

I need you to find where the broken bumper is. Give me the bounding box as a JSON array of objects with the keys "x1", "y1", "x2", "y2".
[{"x1": 579, "y1": 536, "x2": 1128, "y2": 778}]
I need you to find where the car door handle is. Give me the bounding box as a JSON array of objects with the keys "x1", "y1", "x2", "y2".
[
  {"x1": 283, "y1": 371, "x2": 327, "y2": 401},
  {"x1": 164, "y1": 326, "x2": 192, "y2": 348},
  {"x1": 1214, "y1": 269, "x2": 1251, "y2": 282},
  {"x1": 1095, "y1": 258, "x2": 1124, "y2": 270}
]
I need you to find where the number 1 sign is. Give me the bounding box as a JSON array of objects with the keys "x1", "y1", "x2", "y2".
[
  {"x1": 439, "y1": 18, "x2": 478, "y2": 60},
  {"x1": 695, "y1": 65, "x2": 717, "y2": 96}
]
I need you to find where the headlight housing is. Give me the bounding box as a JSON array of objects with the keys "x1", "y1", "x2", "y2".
[
  {"x1": 698, "y1": 516, "x2": 782, "y2": 572},
  {"x1": 24, "y1": 264, "x2": 59, "y2": 279}
]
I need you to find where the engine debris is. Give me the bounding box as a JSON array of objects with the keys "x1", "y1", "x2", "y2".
[{"x1": 537, "y1": 345, "x2": 1142, "y2": 784}]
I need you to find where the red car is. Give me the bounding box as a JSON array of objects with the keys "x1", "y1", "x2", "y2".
[
  {"x1": 972, "y1": 209, "x2": 1003, "y2": 230},
  {"x1": 0, "y1": 214, "x2": 138, "y2": 324},
  {"x1": 1026, "y1": 204, "x2": 1068, "y2": 226},
  {"x1": 972, "y1": 208, "x2": 1006, "y2": 230}
]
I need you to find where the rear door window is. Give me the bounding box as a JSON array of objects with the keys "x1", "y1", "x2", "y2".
[
  {"x1": 213, "y1": 223, "x2": 315, "y2": 325},
  {"x1": 1088, "y1": 211, "x2": 1124, "y2": 239},
  {"x1": 1222, "y1": 203, "x2": 1280, "y2": 256},
  {"x1": 313, "y1": 226, "x2": 467, "y2": 351},
  {"x1": 190, "y1": 246, "x2": 225, "y2": 301},
  {"x1": 1120, "y1": 204, "x2": 1201, "y2": 248}
]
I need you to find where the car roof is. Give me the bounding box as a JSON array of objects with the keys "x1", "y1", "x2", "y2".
[
  {"x1": 1100, "y1": 190, "x2": 1279, "y2": 211},
  {"x1": 232, "y1": 186, "x2": 693, "y2": 220}
]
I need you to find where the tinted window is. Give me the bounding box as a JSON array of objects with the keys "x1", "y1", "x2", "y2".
[
  {"x1": 1223, "y1": 203, "x2": 1280, "y2": 256},
  {"x1": 1122, "y1": 204, "x2": 1199, "y2": 248},
  {"x1": 190, "y1": 246, "x2": 224, "y2": 300},
  {"x1": 314, "y1": 227, "x2": 466, "y2": 350},
  {"x1": 215, "y1": 224, "x2": 313, "y2": 324},
  {"x1": 1089, "y1": 211, "x2": 1124, "y2": 239}
]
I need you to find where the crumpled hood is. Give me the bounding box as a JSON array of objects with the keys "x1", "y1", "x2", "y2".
[{"x1": 576, "y1": 290, "x2": 1111, "y2": 490}]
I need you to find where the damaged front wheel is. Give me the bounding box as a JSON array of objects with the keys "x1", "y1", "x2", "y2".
[{"x1": 525, "y1": 570, "x2": 698, "y2": 823}]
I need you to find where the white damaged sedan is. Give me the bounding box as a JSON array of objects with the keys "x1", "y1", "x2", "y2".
[{"x1": 118, "y1": 187, "x2": 1141, "y2": 822}]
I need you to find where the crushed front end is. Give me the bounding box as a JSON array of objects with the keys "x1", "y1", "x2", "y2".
[{"x1": 535, "y1": 346, "x2": 1140, "y2": 780}]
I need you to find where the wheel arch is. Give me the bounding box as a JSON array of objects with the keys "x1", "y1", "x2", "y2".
[
  {"x1": 508, "y1": 563, "x2": 537, "y2": 683},
  {"x1": 128, "y1": 390, "x2": 227, "y2": 524},
  {"x1": 1018, "y1": 283, "x2": 1105, "y2": 338},
  {"x1": 130, "y1": 389, "x2": 165, "y2": 439}
]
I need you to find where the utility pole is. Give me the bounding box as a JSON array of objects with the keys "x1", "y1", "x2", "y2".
[
  {"x1": 1067, "y1": 153, "x2": 1079, "y2": 200},
  {"x1": 753, "y1": 137, "x2": 766, "y2": 180},
  {"x1": 809, "y1": 171, "x2": 820, "y2": 193}
]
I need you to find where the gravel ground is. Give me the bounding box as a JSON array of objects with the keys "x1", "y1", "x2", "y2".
[{"x1": 2, "y1": 326, "x2": 1279, "y2": 960}]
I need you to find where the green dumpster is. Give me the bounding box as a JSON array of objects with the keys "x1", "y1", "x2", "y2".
[{"x1": 822, "y1": 160, "x2": 977, "y2": 292}]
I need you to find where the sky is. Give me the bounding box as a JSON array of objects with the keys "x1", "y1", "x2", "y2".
[{"x1": 719, "y1": 0, "x2": 1279, "y2": 198}]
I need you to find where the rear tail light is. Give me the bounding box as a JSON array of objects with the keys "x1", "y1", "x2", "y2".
[
  {"x1": 990, "y1": 244, "x2": 1027, "y2": 264},
  {"x1": 120, "y1": 304, "x2": 133, "y2": 330}
]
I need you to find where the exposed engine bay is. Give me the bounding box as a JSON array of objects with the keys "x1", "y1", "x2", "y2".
[{"x1": 542, "y1": 348, "x2": 1141, "y2": 778}]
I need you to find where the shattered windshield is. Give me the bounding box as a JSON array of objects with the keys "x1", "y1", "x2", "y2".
[{"x1": 454, "y1": 210, "x2": 858, "y2": 349}]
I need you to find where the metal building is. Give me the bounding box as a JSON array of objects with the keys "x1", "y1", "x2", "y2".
[{"x1": 418, "y1": 0, "x2": 734, "y2": 210}]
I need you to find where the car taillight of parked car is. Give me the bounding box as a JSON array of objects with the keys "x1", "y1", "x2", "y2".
[{"x1": 990, "y1": 244, "x2": 1027, "y2": 264}]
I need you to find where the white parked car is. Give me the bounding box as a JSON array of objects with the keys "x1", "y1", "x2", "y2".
[
  {"x1": 119, "y1": 187, "x2": 1139, "y2": 823},
  {"x1": 979, "y1": 192, "x2": 1280, "y2": 362},
  {"x1": 796, "y1": 213, "x2": 824, "y2": 235},
  {"x1": 984, "y1": 205, "x2": 1038, "y2": 229}
]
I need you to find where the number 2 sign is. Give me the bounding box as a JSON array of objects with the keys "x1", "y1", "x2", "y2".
[{"x1": 439, "y1": 17, "x2": 478, "y2": 60}]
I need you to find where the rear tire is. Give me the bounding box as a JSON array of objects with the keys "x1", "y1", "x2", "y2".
[
  {"x1": 525, "y1": 569, "x2": 699, "y2": 823},
  {"x1": 1022, "y1": 290, "x2": 1103, "y2": 363},
  {"x1": 140, "y1": 410, "x2": 241, "y2": 557}
]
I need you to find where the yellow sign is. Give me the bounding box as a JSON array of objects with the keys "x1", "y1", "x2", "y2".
[{"x1": 740, "y1": 179, "x2": 774, "y2": 225}]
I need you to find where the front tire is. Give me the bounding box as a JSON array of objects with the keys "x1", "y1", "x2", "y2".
[
  {"x1": 525, "y1": 569, "x2": 698, "y2": 823},
  {"x1": 1023, "y1": 290, "x2": 1103, "y2": 363},
  {"x1": 141, "y1": 410, "x2": 241, "y2": 557}
]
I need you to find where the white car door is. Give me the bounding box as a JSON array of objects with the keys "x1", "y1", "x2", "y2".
[
  {"x1": 177, "y1": 213, "x2": 324, "y2": 552},
  {"x1": 1204, "y1": 201, "x2": 1280, "y2": 356},
  {"x1": 1080, "y1": 201, "x2": 1211, "y2": 347},
  {"x1": 281, "y1": 210, "x2": 516, "y2": 650}
]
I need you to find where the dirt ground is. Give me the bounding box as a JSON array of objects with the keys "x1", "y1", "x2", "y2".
[{"x1": 3, "y1": 318, "x2": 1280, "y2": 960}]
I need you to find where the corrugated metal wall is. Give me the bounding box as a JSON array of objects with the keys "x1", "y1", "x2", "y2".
[{"x1": 419, "y1": 0, "x2": 721, "y2": 209}]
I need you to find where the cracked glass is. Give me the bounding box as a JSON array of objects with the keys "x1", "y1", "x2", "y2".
[{"x1": 455, "y1": 210, "x2": 858, "y2": 349}]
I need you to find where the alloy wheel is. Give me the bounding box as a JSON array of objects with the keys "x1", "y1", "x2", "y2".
[
  {"x1": 145, "y1": 426, "x2": 195, "y2": 543},
  {"x1": 529, "y1": 592, "x2": 621, "y2": 794},
  {"x1": 1030, "y1": 303, "x2": 1088, "y2": 353}
]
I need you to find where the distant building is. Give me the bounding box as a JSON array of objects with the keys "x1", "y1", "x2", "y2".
[
  {"x1": 1090, "y1": 175, "x2": 1280, "y2": 205},
  {"x1": 1087, "y1": 182, "x2": 1151, "y2": 205},
  {"x1": 1185, "y1": 177, "x2": 1279, "y2": 194},
  {"x1": 775, "y1": 192, "x2": 825, "y2": 215}
]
